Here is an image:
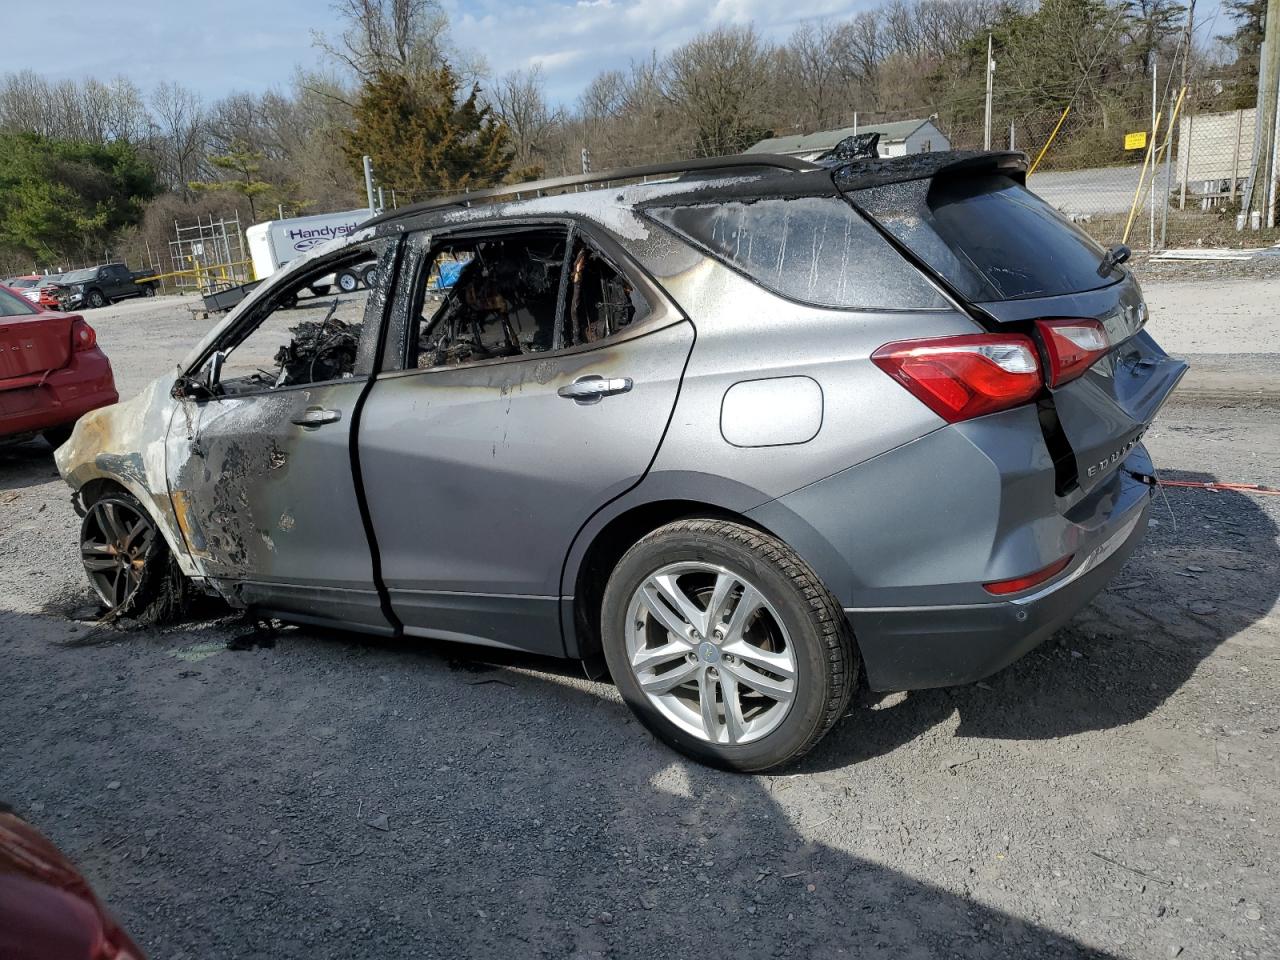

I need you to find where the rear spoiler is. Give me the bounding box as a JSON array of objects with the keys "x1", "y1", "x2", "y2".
[{"x1": 831, "y1": 150, "x2": 1028, "y2": 191}]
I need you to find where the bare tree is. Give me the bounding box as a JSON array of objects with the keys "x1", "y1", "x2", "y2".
[
  {"x1": 661, "y1": 25, "x2": 775, "y2": 156},
  {"x1": 782, "y1": 21, "x2": 850, "y2": 130},
  {"x1": 490, "y1": 67, "x2": 561, "y2": 171},
  {"x1": 150, "y1": 82, "x2": 207, "y2": 193},
  {"x1": 315, "y1": 0, "x2": 449, "y2": 81}
]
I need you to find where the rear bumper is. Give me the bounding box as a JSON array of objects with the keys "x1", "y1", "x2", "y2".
[
  {"x1": 850, "y1": 486, "x2": 1150, "y2": 691},
  {"x1": 0, "y1": 348, "x2": 117, "y2": 439}
]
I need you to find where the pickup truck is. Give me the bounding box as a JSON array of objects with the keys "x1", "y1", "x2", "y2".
[{"x1": 53, "y1": 264, "x2": 158, "y2": 309}]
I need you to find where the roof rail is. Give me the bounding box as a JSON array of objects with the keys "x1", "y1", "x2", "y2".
[{"x1": 361, "y1": 153, "x2": 821, "y2": 228}]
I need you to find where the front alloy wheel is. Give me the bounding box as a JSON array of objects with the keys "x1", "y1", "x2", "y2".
[
  {"x1": 625, "y1": 563, "x2": 797, "y2": 745},
  {"x1": 81, "y1": 498, "x2": 157, "y2": 610}
]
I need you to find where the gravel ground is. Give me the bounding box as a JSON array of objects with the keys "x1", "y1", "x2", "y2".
[{"x1": 1, "y1": 282, "x2": 1278, "y2": 960}]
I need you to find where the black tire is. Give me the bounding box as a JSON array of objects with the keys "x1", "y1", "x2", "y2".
[
  {"x1": 601, "y1": 519, "x2": 858, "y2": 772},
  {"x1": 42, "y1": 424, "x2": 74, "y2": 449},
  {"x1": 86, "y1": 289, "x2": 107, "y2": 308},
  {"x1": 80, "y1": 489, "x2": 190, "y2": 624},
  {"x1": 336, "y1": 270, "x2": 360, "y2": 293},
  {"x1": 142, "y1": 284, "x2": 157, "y2": 297},
  {"x1": 309, "y1": 283, "x2": 332, "y2": 297},
  {"x1": 361, "y1": 265, "x2": 377, "y2": 288}
]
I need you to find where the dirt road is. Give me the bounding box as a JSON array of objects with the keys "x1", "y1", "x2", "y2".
[{"x1": 1, "y1": 283, "x2": 1277, "y2": 959}]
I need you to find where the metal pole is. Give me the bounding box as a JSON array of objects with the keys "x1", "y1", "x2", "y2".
[
  {"x1": 1251, "y1": 0, "x2": 1280, "y2": 227},
  {"x1": 1150, "y1": 57, "x2": 1157, "y2": 251},
  {"x1": 1009, "y1": 119, "x2": 1015, "y2": 150},
  {"x1": 377, "y1": 186, "x2": 385, "y2": 213},
  {"x1": 984, "y1": 34, "x2": 994, "y2": 150},
  {"x1": 1160, "y1": 88, "x2": 1177, "y2": 249},
  {"x1": 853, "y1": 112, "x2": 858, "y2": 136},
  {"x1": 362, "y1": 155, "x2": 377, "y2": 215}
]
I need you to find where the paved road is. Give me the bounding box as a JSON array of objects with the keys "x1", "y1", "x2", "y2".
[{"x1": 1029, "y1": 164, "x2": 1145, "y2": 215}]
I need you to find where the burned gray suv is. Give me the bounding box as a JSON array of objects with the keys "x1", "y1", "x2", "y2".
[{"x1": 57, "y1": 151, "x2": 1185, "y2": 771}]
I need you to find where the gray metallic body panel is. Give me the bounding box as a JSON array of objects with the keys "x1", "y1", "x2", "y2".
[
  {"x1": 639, "y1": 261, "x2": 980, "y2": 502},
  {"x1": 167, "y1": 381, "x2": 387, "y2": 628},
  {"x1": 359, "y1": 319, "x2": 694, "y2": 656}
]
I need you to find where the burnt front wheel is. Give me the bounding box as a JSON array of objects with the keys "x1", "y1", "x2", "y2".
[
  {"x1": 601, "y1": 519, "x2": 858, "y2": 772},
  {"x1": 80, "y1": 491, "x2": 186, "y2": 622}
]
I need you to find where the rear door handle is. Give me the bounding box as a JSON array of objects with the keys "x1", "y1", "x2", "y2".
[
  {"x1": 557, "y1": 376, "x2": 633, "y2": 404},
  {"x1": 291, "y1": 407, "x2": 342, "y2": 427}
]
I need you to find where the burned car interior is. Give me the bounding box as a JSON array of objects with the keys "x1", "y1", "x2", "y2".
[
  {"x1": 190, "y1": 225, "x2": 653, "y2": 398},
  {"x1": 412, "y1": 228, "x2": 649, "y2": 370},
  {"x1": 195, "y1": 247, "x2": 380, "y2": 398}
]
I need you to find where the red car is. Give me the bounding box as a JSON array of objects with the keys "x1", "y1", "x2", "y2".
[
  {"x1": 0, "y1": 807, "x2": 144, "y2": 960},
  {"x1": 0, "y1": 283, "x2": 118, "y2": 448}
]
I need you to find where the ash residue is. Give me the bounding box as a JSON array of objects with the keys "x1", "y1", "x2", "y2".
[{"x1": 274, "y1": 319, "x2": 363, "y2": 385}]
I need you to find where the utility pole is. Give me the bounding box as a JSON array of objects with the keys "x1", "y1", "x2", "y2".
[
  {"x1": 984, "y1": 34, "x2": 995, "y2": 150},
  {"x1": 1150, "y1": 56, "x2": 1158, "y2": 251},
  {"x1": 362, "y1": 155, "x2": 377, "y2": 215},
  {"x1": 1253, "y1": 0, "x2": 1280, "y2": 228}
]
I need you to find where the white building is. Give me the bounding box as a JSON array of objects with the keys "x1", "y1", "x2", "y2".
[{"x1": 746, "y1": 119, "x2": 951, "y2": 161}]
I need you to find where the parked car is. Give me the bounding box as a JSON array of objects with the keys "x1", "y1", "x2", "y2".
[
  {"x1": 3, "y1": 274, "x2": 40, "y2": 293},
  {"x1": 55, "y1": 151, "x2": 1186, "y2": 771},
  {"x1": 1, "y1": 284, "x2": 118, "y2": 448},
  {"x1": 51, "y1": 263, "x2": 157, "y2": 309},
  {"x1": 29, "y1": 275, "x2": 66, "y2": 308},
  {"x1": 0, "y1": 806, "x2": 145, "y2": 960}
]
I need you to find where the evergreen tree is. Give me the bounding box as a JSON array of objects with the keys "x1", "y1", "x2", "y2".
[
  {"x1": 0, "y1": 132, "x2": 156, "y2": 264},
  {"x1": 343, "y1": 67, "x2": 518, "y2": 200},
  {"x1": 189, "y1": 139, "x2": 275, "y2": 222}
]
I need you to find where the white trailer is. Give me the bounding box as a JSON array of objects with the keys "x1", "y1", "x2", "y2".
[{"x1": 245, "y1": 209, "x2": 370, "y2": 281}]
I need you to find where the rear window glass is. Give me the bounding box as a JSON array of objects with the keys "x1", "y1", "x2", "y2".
[
  {"x1": 645, "y1": 197, "x2": 948, "y2": 311},
  {"x1": 0, "y1": 286, "x2": 37, "y2": 316},
  {"x1": 848, "y1": 175, "x2": 1110, "y2": 302}
]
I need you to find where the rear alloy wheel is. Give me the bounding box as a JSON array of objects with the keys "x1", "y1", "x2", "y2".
[
  {"x1": 79, "y1": 491, "x2": 186, "y2": 621},
  {"x1": 142, "y1": 284, "x2": 156, "y2": 297},
  {"x1": 336, "y1": 270, "x2": 360, "y2": 293},
  {"x1": 86, "y1": 289, "x2": 107, "y2": 308},
  {"x1": 602, "y1": 519, "x2": 858, "y2": 772},
  {"x1": 361, "y1": 265, "x2": 377, "y2": 288}
]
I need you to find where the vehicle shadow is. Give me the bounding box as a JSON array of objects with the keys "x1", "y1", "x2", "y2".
[
  {"x1": 3, "y1": 609, "x2": 1129, "y2": 959},
  {"x1": 802, "y1": 472, "x2": 1278, "y2": 772},
  {"x1": 0, "y1": 438, "x2": 61, "y2": 492}
]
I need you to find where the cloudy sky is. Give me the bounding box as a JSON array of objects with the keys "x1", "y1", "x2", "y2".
[{"x1": 7, "y1": 0, "x2": 866, "y2": 106}]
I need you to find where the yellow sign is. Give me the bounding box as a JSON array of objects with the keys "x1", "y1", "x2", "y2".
[{"x1": 1124, "y1": 131, "x2": 1148, "y2": 150}]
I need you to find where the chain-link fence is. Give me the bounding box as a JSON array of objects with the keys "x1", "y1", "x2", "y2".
[{"x1": 937, "y1": 100, "x2": 1276, "y2": 253}]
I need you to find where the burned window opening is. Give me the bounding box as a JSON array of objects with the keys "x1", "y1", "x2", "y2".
[
  {"x1": 411, "y1": 228, "x2": 647, "y2": 370},
  {"x1": 203, "y1": 249, "x2": 383, "y2": 397},
  {"x1": 565, "y1": 242, "x2": 647, "y2": 347}
]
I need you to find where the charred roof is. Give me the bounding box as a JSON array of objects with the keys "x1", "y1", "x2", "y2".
[{"x1": 358, "y1": 150, "x2": 1031, "y2": 235}]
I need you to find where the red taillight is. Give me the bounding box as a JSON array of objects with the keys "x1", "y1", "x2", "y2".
[
  {"x1": 71, "y1": 318, "x2": 97, "y2": 352},
  {"x1": 983, "y1": 555, "x2": 1073, "y2": 595},
  {"x1": 1035, "y1": 318, "x2": 1110, "y2": 387},
  {"x1": 871, "y1": 334, "x2": 1042, "y2": 423}
]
